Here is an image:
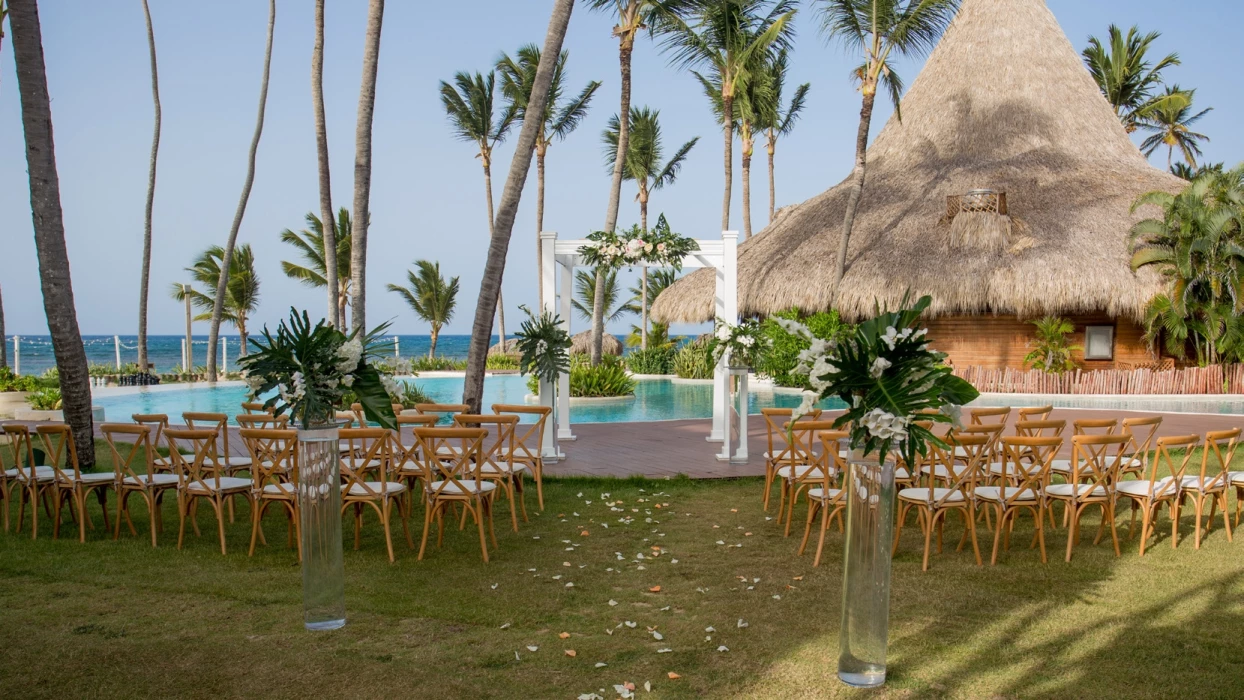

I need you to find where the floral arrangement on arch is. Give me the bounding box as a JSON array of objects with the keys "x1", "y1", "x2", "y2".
[
  {"x1": 782, "y1": 295, "x2": 979, "y2": 467},
  {"x1": 240, "y1": 308, "x2": 397, "y2": 430},
  {"x1": 580, "y1": 214, "x2": 698, "y2": 271},
  {"x1": 712, "y1": 318, "x2": 769, "y2": 369}
]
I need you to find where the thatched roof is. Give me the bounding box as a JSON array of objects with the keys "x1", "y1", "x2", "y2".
[
  {"x1": 571, "y1": 330, "x2": 623, "y2": 356},
  {"x1": 652, "y1": 0, "x2": 1184, "y2": 325}
]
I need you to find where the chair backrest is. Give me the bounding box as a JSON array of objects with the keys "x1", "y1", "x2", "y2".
[
  {"x1": 957, "y1": 423, "x2": 1005, "y2": 468},
  {"x1": 334, "y1": 411, "x2": 358, "y2": 428},
  {"x1": 415, "y1": 403, "x2": 469, "y2": 425},
  {"x1": 764, "y1": 408, "x2": 823, "y2": 465},
  {"x1": 239, "y1": 428, "x2": 298, "y2": 491},
  {"x1": 1073, "y1": 418, "x2": 1117, "y2": 436},
  {"x1": 413, "y1": 427, "x2": 486, "y2": 498},
  {"x1": 454, "y1": 414, "x2": 519, "y2": 473},
  {"x1": 35, "y1": 424, "x2": 79, "y2": 484},
  {"x1": 1142, "y1": 434, "x2": 1199, "y2": 499},
  {"x1": 1068, "y1": 434, "x2": 1130, "y2": 491},
  {"x1": 165, "y1": 427, "x2": 224, "y2": 492},
  {"x1": 493, "y1": 404, "x2": 551, "y2": 465},
  {"x1": 349, "y1": 403, "x2": 367, "y2": 426},
  {"x1": 926, "y1": 433, "x2": 989, "y2": 507},
  {"x1": 970, "y1": 406, "x2": 1011, "y2": 428},
  {"x1": 813, "y1": 430, "x2": 851, "y2": 490},
  {"x1": 339, "y1": 428, "x2": 393, "y2": 497},
  {"x1": 1014, "y1": 419, "x2": 1067, "y2": 439},
  {"x1": 240, "y1": 402, "x2": 272, "y2": 415},
  {"x1": 132, "y1": 414, "x2": 171, "y2": 445},
  {"x1": 1016, "y1": 405, "x2": 1054, "y2": 423},
  {"x1": 1120, "y1": 415, "x2": 1163, "y2": 469},
  {"x1": 391, "y1": 403, "x2": 405, "y2": 417},
  {"x1": 183, "y1": 412, "x2": 234, "y2": 465},
  {"x1": 996, "y1": 435, "x2": 1062, "y2": 504},
  {"x1": 235, "y1": 413, "x2": 290, "y2": 430},
  {"x1": 780, "y1": 419, "x2": 838, "y2": 481},
  {"x1": 1195, "y1": 428, "x2": 1240, "y2": 490},
  {"x1": 101, "y1": 423, "x2": 155, "y2": 484},
  {"x1": 2, "y1": 424, "x2": 37, "y2": 480}
]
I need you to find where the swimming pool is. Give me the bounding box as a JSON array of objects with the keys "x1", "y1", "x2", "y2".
[{"x1": 91, "y1": 376, "x2": 1244, "y2": 425}]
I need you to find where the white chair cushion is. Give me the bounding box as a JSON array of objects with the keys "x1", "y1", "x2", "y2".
[
  {"x1": 1050, "y1": 459, "x2": 1072, "y2": 473},
  {"x1": 6, "y1": 466, "x2": 56, "y2": 482},
  {"x1": 344, "y1": 481, "x2": 406, "y2": 497},
  {"x1": 478, "y1": 461, "x2": 529, "y2": 475},
  {"x1": 1180, "y1": 475, "x2": 1226, "y2": 492},
  {"x1": 777, "y1": 465, "x2": 832, "y2": 481},
  {"x1": 1045, "y1": 483, "x2": 1108, "y2": 499},
  {"x1": 919, "y1": 464, "x2": 967, "y2": 480},
  {"x1": 895, "y1": 466, "x2": 912, "y2": 481},
  {"x1": 1229, "y1": 471, "x2": 1244, "y2": 485},
  {"x1": 974, "y1": 485, "x2": 1040, "y2": 502},
  {"x1": 807, "y1": 487, "x2": 842, "y2": 502},
  {"x1": 186, "y1": 476, "x2": 252, "y2": 494},
  {"x1": 262, "y1": 482, "x2": 296, "y2": 496},
  {"x1": 124, "y1": 473, "x2": 179, "y2": 487},
  {"x1": 57, "y1": 469, "x2": 116, "y2": 484},
  {"x1": 1117, "y1": 478, "x2": 1178, "y2": 499},
  {"x1": 898, "y1": 487, "x2": 964, "y2": 504},
  {"x1": 429, "y1": 479, "x2": 496, "y2": 496}
]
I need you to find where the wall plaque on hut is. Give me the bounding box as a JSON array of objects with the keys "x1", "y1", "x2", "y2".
[{"x1": 946, "y1": 188, "x2": 1011, "y2": 251}]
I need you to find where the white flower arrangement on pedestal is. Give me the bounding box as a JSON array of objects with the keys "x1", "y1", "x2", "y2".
[
  {"x1": 782, "y1": 295, "x2": 979, "y2": 466},
  {"x1": 712, "y1": 318, "x2": 769, "y2": 369}
]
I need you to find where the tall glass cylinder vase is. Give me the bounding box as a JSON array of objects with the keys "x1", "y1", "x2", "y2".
[
  {"x1": 838, "y1": 455, "x2": 897, "y2": 687},
  {"x1": 297, "y1": 424, "x2": 346, "y2": 631}
]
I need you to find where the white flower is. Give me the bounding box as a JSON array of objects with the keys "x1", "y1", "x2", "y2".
[
  {"x1": 335, "y1": 339, "x2": 363, "y2": 373},
  {"x1": 773, "y1": 317, "x2": 813, "y2": 340},
  {"x1": 791, "y1": 390, "x2": 819, "y2": 421},
  {"x1": 381, "y1": 374, "x2": 401, "y2": 398},
  {"x1": 341, "y1": 374, "x2": 355, "y2": 388},
  {"x1": 881, "y1": 326, "x2": 899, "y2": 350},
  {"x1": 715, "y1": 324, "x2": 733, "y2": 341},
  {"x1": 940, "y1": 403, "x2": 964, "y2": 430},
  {"x1": 277, "y1": 383, "x2": 293, "y2": 403},
  {"x1": 644, "y1": 243, "x2": 653, "y2": 253},
  {"x1": 870, "y1": 357, "x2": 892, "y2": 378},
  {"x1": 739, "y1": 335, "x2": 755, "y2": 347},
  {"x1": 860, "y1": 408, "x2": 909, "y2": 441}
]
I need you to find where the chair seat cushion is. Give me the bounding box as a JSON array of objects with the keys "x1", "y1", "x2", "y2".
[
  {"x1": 1180, "y1": 475, "x2": 1226, "y2": 492},
  {"x1": 344, "y1": 481, "x2": 406, "y2": 497},
  {"x1": 58, "y1": 469, "x2": 116, "y2": 484},
  {"x1": 974, "y1": 485, "x2": 1039, "y2": 502},
  {"x1": 262, "y1": 482, "x2": 296, "y2": 496},
  {"x1": 807, "y1": 487, "x2": 842, "y2": 502},
  {"x1": 1045, "y1": 483, "x2": 1108, "y2": 499},
  {"x1": 1117, "y1": 478, "x2": 1178, "y2": 499},
  {"x1": 429, "y1": 479, "x2": 496, "y2": 496},
  {"x1": 895, "y1": 466, "x2": 912, "y2": 481},
  {"x1": 1050, "y1": 459, "x2": 1072, "y2": 473},
  {"x1": 777, "y1": 465, "x2": 833, "y2": 481},
  {"x1": 224, "y1": 457, "x2": 253, "y2": 468},
  {"x1": 919, "y1": 464, "x2": 968, "y2": 480},
  {"x1": 1229, "y1": 471, "x2": 1244, "y2": 485},
  {"x1": 898, "y1": 487, "x2": 964, "y2": 504},
  {"x1": 478, "y1": 462, "x2": 529, "y2": 475},
  {"x1": 124, "y1": 473, "x2": 179, "y2": 487},
  {"x1": 186, "y1": 476, "x2": 252, "y2": 494},
  {"x1": 5, "y1": 466, "x2": 56, "y2": 482}
]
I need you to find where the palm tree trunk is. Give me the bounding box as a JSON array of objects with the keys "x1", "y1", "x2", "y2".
[
  {"x1": 462, "y1": 0, "x2": 573, "y2": 412},
  {"x1": 594, "y1": 34, "x2": 634, "y2": 366},
  {"x1": 9, "y1": 0, "x2": 95, "y2": 467},
  {"x1": 207, "y1": 0, "x2": 274, "y2": 379},
  {"x1": 741, "y1": 130, "x2": 752, "y2": 239},
  {"x1": 482, "y1": 162, "x2": 507, "y2": 353},
  {"x1": 0, "y1": 283, "x2": 6, "y2": 368},
  {"x1": 313, "y1": 0, "x2": 338, "y2": 328},
  {"x1": 833, "y1": 89, "x2": 876, "y2": 295},
  {"x1": 350, "y1": 0, "x2": 384, "y2": 334},
  {"x1": 138, "y1": 0, "x2": 160, "y2": 373},
  {"x1": 429, "y1": 327, "x2": 438, "y2": 359},
  {"x1": 767, "y1": 138, "x2": 776, "y2": 224},
  {"x1": 720, "y1": 93, "x2": 734, "y2": 232},
  {"x1": 640, "y1": 192, "x2": 649, "y2": 351},
  {"x1": 536, "y1": 143, "x2": 547, "y2": 309}
]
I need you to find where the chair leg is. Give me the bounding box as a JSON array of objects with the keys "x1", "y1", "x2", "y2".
[
  {"x1": 533, "y1": 461, "x2": 544, "y2": 511},
  {"x1": 76, "y1": 489, "x2": 88, "y2": 543},
  {"x1": 506, "y1": 480, "x2": 519, "y2": 533},
  {"x1": 215, "y1": 498, "x2": 228, "y2": 555},
  {"x1": 52, "y1": 487, "x2": 63, "y2": 540},
  {"x1": 114, "y1": 489, "x2": 125, "y2": 540},
  {"x1": 762, "y1": 464, "x2": 774, "y2": 511},
  {"x1": 1105, "y1": 502, "x2": 1121, "y2": 557},
  {"x1": 1138, "y1": 504, "x2": 1152, "y2": 557},
  {"x1": 248, "y1": 499, "x2": 263, "y2": 556},
  {"x1": 177, "y1": 494, "x2": 188, "y2": 550},
  {"x1": 475, "y1": 501, "x2": 490, "y2": 564},
  {"x1": 516, "y1": 473, "x2": 528, "y2": 523},
  {"x1": 1220, "y1": 492, "x2": 1233, "y2": 542},
  {"x1": 991, "y1": 507, "x2": 1006, "y2": 566},
  {"x1": 487, "y1": 496, "x2": 499, "y2": 549},
  {"x1": 1065, "y1": 503, "x2": 1079, "y2": 563},
  {"x1": 813, "y1": 504, "x2": 832, "y2": 567},
  {"x1": 418, "y1": 499, "x2": 435, "y2": 561},
  {"x1": 1194, "y1": 496, "x2": 1205, "y2": 549},
  {"x1": 922, "y1": 510, "x2": 938, "y2": 571},
  {"x1": 1036, "y1": 502, "x2": 1047, "y2": 564},
  {"x1": 382, "y1": 500, "x2": 396, "y2": 564},
  {"x1": 146, "y1": 492, "x2": 159, "y2": 548},
  {"x1": 797, "y1": 499, "x2": 818, "y2": 556},
  {"x1": 965, "y1": 506, "x2": 982, "y2": 566}
]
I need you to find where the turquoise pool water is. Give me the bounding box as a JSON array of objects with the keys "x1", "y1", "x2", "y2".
[{"x1": 92, "y1": 376, "x2": 847, "y2": 425}]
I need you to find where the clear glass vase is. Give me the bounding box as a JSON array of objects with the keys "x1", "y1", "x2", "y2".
[
  {"x1": 297, "y1": 424, "x2": 346, "y2": 631},
  {"x1": 838, "y1": 455, "x2": 897, "y2": 687}
]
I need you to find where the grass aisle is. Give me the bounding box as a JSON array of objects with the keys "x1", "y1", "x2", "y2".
[{"x1": 2, "y1": 464, "x2": 1244, "y2": 698}]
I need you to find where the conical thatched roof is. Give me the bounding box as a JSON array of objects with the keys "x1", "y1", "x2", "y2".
[
  {"x1": 570, "y1": 330, "x2": 623, "y2": 356},
  {"x1": 652, "y1": 0, "x2": 1184, "y2": 325}
]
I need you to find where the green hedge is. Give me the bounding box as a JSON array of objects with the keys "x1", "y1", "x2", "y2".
[
  {"x1": 672, "y1": 337, "x2": 716, "y2": 380},
  {"x1": 625, "y1": 347, "x2": 675, "y2": 375},
  {"x1": 756, "y1": 309, "x2": 854, "y2": 389}
]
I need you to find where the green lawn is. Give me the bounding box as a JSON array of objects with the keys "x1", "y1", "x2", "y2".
[{"x1": 2, "y1": 443, "x2": 1243, "y2": 699}]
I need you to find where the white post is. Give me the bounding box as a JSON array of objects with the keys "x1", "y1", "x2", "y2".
[
  {"x1": 394, "y1": 336, "x2": 400, "y2": 358},
  {"x1": 735, "y1": 371, "x2": 749, "y2": 462},
  {"x1": 181, "y1": 338, "x2": 187, "y2": 371},
  {"x1": 539, "y1": 231, "x2": 561, "y2": 459},
  {"x1": 114, "y1": 335, "x2": 122, "y2": 370},
  {"x1": 557, "y1": 258, "x2": 575, "y2": 442},
  {"x1": 221, "y1": 337, "x2": 228, "y2": 374},
  {"x1": 13, "y1": 336, "x2": 19, "y2": 375}
]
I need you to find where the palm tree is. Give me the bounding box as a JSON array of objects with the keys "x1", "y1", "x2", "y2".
[
  {"x1": 137, "y1": 0, "x2": 161, "y2": 373},
  {"x1": 625, "y1": 267, "x2": 680, "y2": 348},
  {"x1": 441, "y1": 70, "x2": 516, "y2": 352},
  {"x1": 497, "y1": 44, "x2": 600, "y2": 308},
  {"x1": 754, "y1": 49, "x2": 809, "y2": 224},
  {"x1": 572, "y1": 268, "x2": 633, "y2": 325},
  {"x1": 1083, "y1": 25, "x2": 1181, "y2": 134},
  {"x1": 584, "y1": 0, "x2": 673, "y2": 367},
  {"x1": 9, "y1": 0, "x2": 97, "y2": 465},
  {"x1": 0, "y1": 0, "x2": 8, "y2": 370},
  {"x1": 172, "y1": 245, "x2": 261, "y2": 357},
  {"x1": 817, "y1": 0, "x2": 959, "y2": 295},
  {"x1": 1138, "y1": 86, "x2": 1212, "y2": 170},
  {"x1": 604, "y1": 110, "x2": 698, "y2": 348},
  {"x1": 461, "y1": 0, "x2": 575, "y2": 412},
  {"x1": 1172, "y1": 161, "x2": 1225, "y2": 182},
  {"x1": 312, "y1": 0, "x2": 339, "y2": 328},
  {"x1": 280, "y1": 209, "x2": 353, "y2": 324},
  {"x1": 387, "y1": 260, "x2": 459, "y2": 358},
  {"x1": 206, "y1": 0, "x2": 274, "y2": 379},
  {"x1": 349, "y1": 0, "x2": 384, "y2": 333}
]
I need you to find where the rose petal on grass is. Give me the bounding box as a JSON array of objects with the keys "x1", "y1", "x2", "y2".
[
  {"x1": 490, "y1": 583, "x2": 498, "y2": 590},
  {"x1": 657, "y1": 648, "x2": 672, "y2": 654},
  {"x1": 651, "y1": 631, "x2": 664, "y2": 641},
  {"x1": 715, "y1": 540, "x2": 725, "y2": 545},
  {"x1": 645, "y1": 681, "x2": 653, "y2": 692},
  {"x1": 608, "y1": 599, "x2": 618, "y2": 607},
  {"x1": 500, "y1": 622, "x2": 511, "y2": 629},
  {"x1": 793, "y1": 576, "x2": 804, "y2": 581},
  {"x1": 649, "y1": 586, "x2": 661, "y2": 593},
  {"x1": 566, "y1": 582, "x2": 575, "y2": 588},
  {"x1": 595, "y1": 662, "x2": 607, "y2": 668},
  {"x1": 772, "y1": 594, "x2": 781, "y2": 600},
  {"x1": 737, "y1": 619, "x2": 749, "y2": 628},
  {"x1": 717, "y1": 645, "x2": 730, "y2": 652},
  {"x1": 527, "y1": 646, "x2": 539, "y2": 652},
  {"x1": 667, "y1": 672, "x2": 681, "y2": 680},
  {"x1": 705, "y1": 626, "x2": 716, "y2": 633},
  {"x1": 559, "y1": 632, "x2": 571, "y2": 639},
  {"x1": 565, "y1": 649, "x2": 577, "y2": 657},
  {"x1": 625, "y1": 621, "x2": 637, "y2": 628}
]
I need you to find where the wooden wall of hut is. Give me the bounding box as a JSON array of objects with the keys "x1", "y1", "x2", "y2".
[{"x1": 924, "y1": 314, "x2": 1158, "y2": 370}]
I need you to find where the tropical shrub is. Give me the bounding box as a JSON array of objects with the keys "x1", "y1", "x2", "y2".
[
  {"x1": 393, "y1": 380, "x2": 431, "y2": 409},
  {"x1": 1023, "y1": 316, "x2": 1081, "y2": 374},
  {"x1": 26, "y1": 387, "x2": 62, "y2": 410},
  {"x1": 625, "y1": 347, "x2": 675, "y2": 375},
  {"x1": 514, "y1": 309, "x2": 573, "y2": 385},
  {"x1": 672, "y1": 337, "x2": 716, "y2": 380},
  {"x1": 570, "y1": 361, "x2": 636, "y2": 397},
  {"x1": 407, "y1": 355, "x2": 467, "y2": 372},
  {"x1": 485, "y1": 353, "x2": 521, "y2": 371},
  {"x1": 0, "y1": 366, "x2": 39, "y2": 393},
  {"x1": 756, "y1": 309, "x2": 854, "y2": 388}
]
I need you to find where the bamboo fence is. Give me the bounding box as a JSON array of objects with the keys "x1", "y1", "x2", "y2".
[{"x1": 955, "y1": 364, "x2": 1244, "y2": 395}]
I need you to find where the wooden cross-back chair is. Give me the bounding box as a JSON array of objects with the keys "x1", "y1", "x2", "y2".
[
  {"x1": 102, "y1": 423, "x2": 178, "y2": 547},
  {"x1": 775, "y1": 419, "x2": 837, "y2": 535},
  {"x1": 393, "y1": 414, "x2": 438, "y2": 507},
  {"x1": 895, "y1": 433, "x2": 988, "y2": 571},
  {"x1": 761, "y1": 407, "x2": 822, "y2": 512},
  {"x1": 415, "y1": 403, "x2": 469, "y2": 426},
  {"x1": 1120, "y1": 416, "x2": 1163, "y2": 481},
  {"x1": 974, "y1": 435, "x2": 1062, "y2": 564},
  {"x1": 970, "y1": 406, "x2": 1011, "y2": 428},
  {"x1": 38, "y1": 423, "x2": 114, "y2": 542},
  {"x1": 235, "y1": 413, "x2": 289, "y2": 431},
  {"x1": 1181, "y1": 428, "x2": 1237, "y2": 549},
  {"x1": 339, "y1": 428, "x2": 410, "y2": 562},
  {"x1": 183, "y1": 412, "x2": 251, "y2": 523},
  {"x1": 239, "y1": 427, "x2": 301, "y2": 559},
  {"x1": 348, "y1": 403, "x2": 368, "y2": 427},
  {"x1": 1050, "y1": 419, "x2": 1122, "y2": 483},
  {"x1": 454, "y1": 414, "x2": 525, "y2": 532},
  {"x1": 3, "y1": 423, "x2": 55, "y2": 538},
  {"x1": 132, "y1": 414, "x2": 180, "y2": 473},
  {"x1": 797, "y1": 430, "x2": 850, "y2": 566},
  {"x1": 1016, "y1": 405, "x2": 1054, "y2": 423},
  {"x1": 989, "y1": 420, "x2": 1066, "y2": 484},
  {"x1": 1116, "y1": 434, "x2": 1198, "y2": 556},
  {"x1": 413, "y1": 427, "x2": 495, "y2": 562},
  {"x1": 1044, "y1": 433, "x2": 1129, "y2": 562},
  {"x1": 493, "y1": 404, "x2": 552, "y2": 511},
  {"x1": 241, "y1": 402, "x2": 273, "y2": 415},
  {"x1": 166, "y1": 427, "x2": 253, "y2": 555}
]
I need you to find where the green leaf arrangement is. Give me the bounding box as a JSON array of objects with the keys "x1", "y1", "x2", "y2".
[{"x1": 514, "y1": 306, "x2": 572, "y2": 386}]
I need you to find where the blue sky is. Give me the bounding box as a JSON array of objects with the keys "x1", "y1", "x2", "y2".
[{"x1": 1, "y1": 0, "x2": 1240, "y2": 337}]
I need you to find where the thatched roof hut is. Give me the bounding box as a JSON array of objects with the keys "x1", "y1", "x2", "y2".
[
  {"x1": 652, "y1": 0, "x2": 1183, "y2": 333},
  {"x1": 570, "y1": 330, "x2": 623, "y2": 356}
]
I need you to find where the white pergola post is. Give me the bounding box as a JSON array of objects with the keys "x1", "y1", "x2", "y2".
[{"x1": 539, "y1": 230, "x2": 561, "y2": 460}]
